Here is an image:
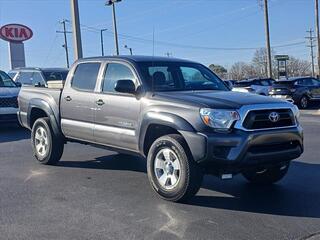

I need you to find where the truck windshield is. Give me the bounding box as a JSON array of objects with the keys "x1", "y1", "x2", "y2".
[
  {"x1": 0, "y1": 71, "x2": 17, "y2": 88},
  {"x1": 138, "y1": 61, "x2": 229, "y2": 92}
]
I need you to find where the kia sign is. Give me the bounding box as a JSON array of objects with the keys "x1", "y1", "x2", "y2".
[{"x1": 0, "y1": 24, "x2": 33, "y2": 43}]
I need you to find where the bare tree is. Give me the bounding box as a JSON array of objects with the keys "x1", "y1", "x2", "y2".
[
  {"x1": 286, "y1": 57, "x2": 312, "y2": 77},
  {"x1": 229, "y1": 49, "x2": 311, "y2": 80},
  {"x1": 229, "y1": 62, "x2": 256, "y2": 80},
  {"x1": 252, "y1": 48, "x2": 277, "y2": 77}
]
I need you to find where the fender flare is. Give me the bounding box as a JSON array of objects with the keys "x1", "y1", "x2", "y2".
[
  {"x1": 27, "y1": 98, "x2": 61, "y2": 136},
  {"x1": 139, "y1": 111, "x2": 206, "y2": 162}
]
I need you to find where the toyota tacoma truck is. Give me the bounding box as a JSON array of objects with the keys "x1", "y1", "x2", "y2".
[{"x1": 18, "y1": 56, "x2": 303, "y2": 202}]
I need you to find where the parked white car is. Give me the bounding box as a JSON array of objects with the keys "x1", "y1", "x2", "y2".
[
  {"x1": 0, "y1": 70, "x2": 20, "y2": 123},
  {"x1": 232, "y1": 78, "x2": 275, "y2": 96}
]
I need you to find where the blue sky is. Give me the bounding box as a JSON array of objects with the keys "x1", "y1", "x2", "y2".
[{"x1": 0, "y1": 0, "x2": 315, "y2": 71}]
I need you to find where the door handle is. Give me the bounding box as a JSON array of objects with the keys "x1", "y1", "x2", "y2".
[
  {"x1": 96, "y1": 99, "x2": 105, "y2": 106},
  {"x1": 64, "y1": 96, "x2": 72, "y2": 101}
]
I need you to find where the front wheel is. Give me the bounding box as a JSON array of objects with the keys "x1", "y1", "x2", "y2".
[
  {"x1": 31, "y1": 117, "x2": 64, "y2": 165},
  {"x1": 147, "y1": 134, "x2": 203, "y2": 202},
  {"x1": 242, "y1": 162, "x2": 290, "y2": 185}
]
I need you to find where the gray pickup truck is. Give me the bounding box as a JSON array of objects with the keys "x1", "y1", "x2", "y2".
[{"x1": 18, "y1": 56, "x2": 303, "y2": 202}]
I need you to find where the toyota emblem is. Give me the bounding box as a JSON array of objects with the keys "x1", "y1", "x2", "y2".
[{"x1": 269, "y1": 112, "x2": 280, "y2": 123}]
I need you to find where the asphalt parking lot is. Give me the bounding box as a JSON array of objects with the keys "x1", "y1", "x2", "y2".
[{"x1": 0, "y1": 111, "x2": 319, "y2": 240}]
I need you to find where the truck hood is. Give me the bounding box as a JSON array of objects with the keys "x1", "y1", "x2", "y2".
[
  {"x1": 154, "y1": 90, "x2": 283, "y2": 109},
  {"x1": 0, "y1": 87, "x2": 20, "y2": 98}
]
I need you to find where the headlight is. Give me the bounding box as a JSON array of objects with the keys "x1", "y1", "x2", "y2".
[{"x1": 200, "y1": 108, "x2": 240, "y2": 131}]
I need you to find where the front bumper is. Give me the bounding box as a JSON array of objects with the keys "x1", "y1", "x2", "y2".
[
  {"x1": 0, "y1": 107, "x2": 18, "y2": 123},
  {"x1": 181, "y1": 125, "x2": 303, "y2": 173}
]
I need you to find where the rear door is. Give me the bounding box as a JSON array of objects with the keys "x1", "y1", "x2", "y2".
[
  {"x1": 61, "y1": 62, "x2": 103, "y2": 142},
  {"x1": 93, "y1": 61, "x2": 141, "y2": 151}
]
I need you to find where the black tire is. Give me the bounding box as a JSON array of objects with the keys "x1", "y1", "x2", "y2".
[
  {"x1": 147, "y1": 134, "x2": 203, "y2": 202},
  {"x1": 242, "y1": 162, "x2": 290, "y2": 185},
  {"x1": 31, "y1": 117, "x2": 64, "y2": 165},
  {"x1": 299, "y1": 95, "x2": 309, "y2": 109}
]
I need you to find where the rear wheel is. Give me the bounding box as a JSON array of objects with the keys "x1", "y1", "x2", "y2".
[
  {"x1": 242, "y1": 162, "x2": 290, "y2": 185},
  {"x1": 31, "y1": 117, "x2": 64, "y2": 165},
  {"x1": 299, "y1": 95, "x2": 309, "y2": 109},
  {"x1": 147, "y1": 134, "x2": 203, "y2": 202}
]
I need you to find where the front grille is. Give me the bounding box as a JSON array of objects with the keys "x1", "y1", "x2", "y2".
[
  {"x1": 0, "y1": 97, "x2": 18, "y2": 108},
  {"x1": 243, "y1": 109, "x2": 295, "y2": 130}
]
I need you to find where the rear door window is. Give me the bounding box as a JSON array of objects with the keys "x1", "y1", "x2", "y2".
[{"x1": 72, "y1": 63, "x2": 101, "y2": 91}]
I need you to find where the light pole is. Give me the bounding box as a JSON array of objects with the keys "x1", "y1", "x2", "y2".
[
  {"x1": 124, "y1": 45, "x2": 133, "y2": 55},
  {"x1": 315, "y1": 0, "x2": 320, "y2": 76},
  {"x1": 100, "y1": 28, "x2": 108, "y2": 56},
  {"x1": 106, "y1": 0, "x2": 121, "y2": 55},
  {"x1": 263, "y1": 0, "x2": 272, "y2": 78},
  {"x1": 56, "y1": 19, "x2": 72, "y2": 68},
  {"x1": 70, "y1": 0, "x2": 83, "y2": 60}
]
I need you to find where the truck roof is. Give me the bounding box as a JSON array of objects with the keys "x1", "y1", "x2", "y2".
[
  {"x1": 78, "y1": 55, "x2": 196, "y2": 64},
  {"x1": 11, "y1": 67, "x2": 69, "y2": 72}
]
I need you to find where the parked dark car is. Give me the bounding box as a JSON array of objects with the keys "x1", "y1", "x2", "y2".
[
  {"x1": 0, "y1": 70, "x2": 20, "y2": 123},
  {"x1": 9, "y1": 67, "x2": 68, "y2": 87},
  {"x1": 269, "y1": 77, "x2": 320, "y2": 109},
  {"x1": 232, "y1": 78, "x2": 275, "y2": 95}
]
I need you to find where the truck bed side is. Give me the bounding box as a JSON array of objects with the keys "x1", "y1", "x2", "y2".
[{"x1": 18, "y1": 86, "x2": 62, "y2": 134}]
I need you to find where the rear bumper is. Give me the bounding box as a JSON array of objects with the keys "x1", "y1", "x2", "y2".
[
  {"x1": 182, "y1": 125, "x2": 303, "y2": 173},
  {"x1": 269, "y1": 94, "x2": 294, "y2": 103}
]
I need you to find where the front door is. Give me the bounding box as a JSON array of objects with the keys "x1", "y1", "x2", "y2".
[
  {"x1": 94, "y1": 62, "x2": 141, "y2": 151},
  {"x1": 61, "y1": 62, "x2": 102, "y2": 142}
]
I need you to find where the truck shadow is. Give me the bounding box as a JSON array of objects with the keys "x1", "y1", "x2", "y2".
[
  {"x1": 58, "y1": 154, "x2": 147, "y2": 173},
  {"x1": 59, "y1": 155, "x2": 320, "y2": 218},
  {"x1": 0, "y1": 124, "x2": 29, "y2": 143},
  {"x1": 188, "y1": 161, "x2": 320, "y2": 218}
]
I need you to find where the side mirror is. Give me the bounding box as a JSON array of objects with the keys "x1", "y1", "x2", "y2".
[
  {"x1": 114, "y1": 79, "x2": 136, "y2": 94},
  {"x1": 15, "y1": 82, "x2": 22, "y2": 87}
]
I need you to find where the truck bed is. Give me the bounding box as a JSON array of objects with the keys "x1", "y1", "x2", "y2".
[{"x1": 18, "y1": 86, "x2": 62, "y2": 129}]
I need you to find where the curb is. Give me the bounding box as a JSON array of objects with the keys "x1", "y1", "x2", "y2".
[{"x1": 301, "y1": 109, "x2": 320, "y2": 116}]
